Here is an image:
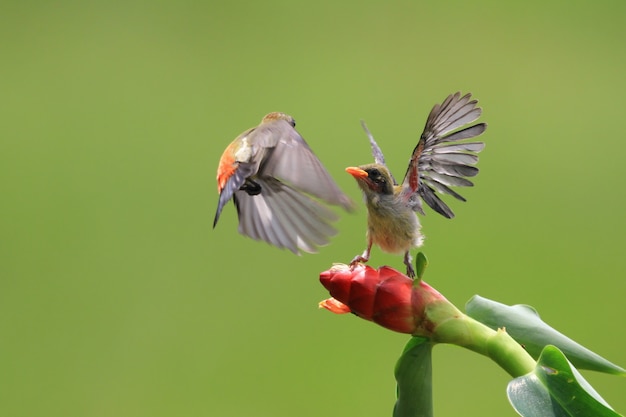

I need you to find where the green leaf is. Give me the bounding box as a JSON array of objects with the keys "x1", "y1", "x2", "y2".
[
  {"x1": 507, "y1": 345, "x2": 622, "y2": 416},
  {"x1": 394, "y1": 337, "x2": 433, "y2": 417},
  {"x1": 414, "y1": 252, "x2": 428, "y2": 282},
  {"x1": 466, "y1": 295, "x2": 625, "y2": 375}
]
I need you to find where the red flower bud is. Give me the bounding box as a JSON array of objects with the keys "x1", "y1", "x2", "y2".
[{"x1": 319, "y1": 264, "x2": 448, "y2": 335}]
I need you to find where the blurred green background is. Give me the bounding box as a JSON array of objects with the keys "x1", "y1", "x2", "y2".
[{"x1": 1, "y1": 1, "x2": 625, "y2": 416}]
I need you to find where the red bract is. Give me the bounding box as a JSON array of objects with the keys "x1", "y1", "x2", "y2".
[{"x1": 319, "y1": 264, "x2": 448, "y2": 335}]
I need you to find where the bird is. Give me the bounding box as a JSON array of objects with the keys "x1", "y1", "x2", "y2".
[
  {"x1": 213, "y1": 112, "x2": 354, "y2": 254},
  {"x1": 346, "y1": 92, "x2": 487, "y2": 277}
]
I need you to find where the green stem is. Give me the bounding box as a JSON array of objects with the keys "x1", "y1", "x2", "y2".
[{"x1": 426, "y1": 301, "x2": 536, "y2": 377}]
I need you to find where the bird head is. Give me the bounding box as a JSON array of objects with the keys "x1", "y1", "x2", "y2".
[
  {"x1": 346, "y1": 164, "x2": 395, "y2": 196},
  {"x1": 261, "y1": 112, "x2": 296, "y2": 127}
]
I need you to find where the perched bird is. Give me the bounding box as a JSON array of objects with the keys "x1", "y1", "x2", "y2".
[
  {"x1": 346, "y1": 92, "x2": 487, "y2": 277},
  {"x1": 214, "y1": 112, "x2": 354, "y2": 254}
]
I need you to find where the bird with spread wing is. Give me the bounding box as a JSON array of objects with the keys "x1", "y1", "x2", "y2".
[
  {"x1": 214, "y1": 112, "x2": 354, "y2": 254},
  {"x1": 346, "y1": 92, "x2": 487, "y2": 277}
]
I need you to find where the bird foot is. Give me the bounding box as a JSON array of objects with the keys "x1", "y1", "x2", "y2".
[
  {"x1": 405, "y1": 264, "x2": 416, "y2": 279},
  {"x1": 349, "y1": 254, "x2": 369, "y2": 269},
  {"x1": 404, "y1": 252, "x2": 416, "y2": 278},
  {"x1": 239, "y1": 179, "x2": 262, "y2": 196}
]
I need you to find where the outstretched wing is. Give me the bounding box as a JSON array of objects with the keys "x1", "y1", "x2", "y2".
[
  {"x1": 234, "y1": 177, "x2": 340, "y2": 254},
  {"x1": 401, "y1": 92, "x2": 487, "y2": 218},
  {"x1": 360, "y1": 120, "x2": 398, "y2": 185},
  {"x1": 252, "y1": 119, "x2": 354, "y2": 211}
]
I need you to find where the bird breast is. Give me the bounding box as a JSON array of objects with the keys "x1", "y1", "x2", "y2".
[{"x1": 365, "y1": 194, "x2": 423, "y2": 254}]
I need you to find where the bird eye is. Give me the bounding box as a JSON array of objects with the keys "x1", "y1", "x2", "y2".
[{"x1": 368, "y1": 168, "x2": 385, "y2": 184}]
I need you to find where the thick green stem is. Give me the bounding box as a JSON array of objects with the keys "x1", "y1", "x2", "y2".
[{"x1": 425, "y1": 301, "x2": 536, "y2": 377}]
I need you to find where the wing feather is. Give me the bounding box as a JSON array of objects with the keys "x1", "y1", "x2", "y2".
[
  {"x1": 234, "y1": 177, "x2": 338, "y2": 254},
  {"x1": 426, "y1": 171, "x2": 475, "y2": 187},
  {"x1": 428, "y1": 180, "x2": 467, "y2": 202},
  {"x1": 429, "y1": 161, "x2": 479, "y2": 178},
  {"x1": 436, "y1": 124, "x2": 487, "y2": 144},
  {"x1": 432, "y1": 141, "x2": 485, "y2": 154},
  {"x1": 419, "y1": 184, "x2": 455, "y2": 218},
  {"x1": 250, "y1": 120, "x2": 354, "y2": 211},
  {"x1": 402, "y1": 92, "x2": 486, "y2": 217},
  {"x1": 429, "y1": 153, "x2": 478, "y2": 165},
  {"x1": 360, "y1": 120, "x2": 398, "y2": 185}
]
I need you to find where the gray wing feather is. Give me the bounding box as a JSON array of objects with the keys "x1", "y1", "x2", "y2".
[
  {"x1": 432, "y1": 141, "x2": 485, "y2": 154},
  {"x1": 251, "y1": 120, "x2": 354, "y2": 211},
  {"x1": 437, "y1": 124, "x2": 487, "y2": 144},
  {"x1": 426, "y1": 171, "x2": 475, "y2": 187},
  {"x1": 419, "y1": 184, "x2": 455, "y2": 218},
  {"x1": 234, "y1": 177, "x2": 338, "y2": 254},
  {"x1": 360, "y1": 120, "x2": 398, "y2": 185},
  {"x1": 429, "y1": 180, "x2": 468, "y2": 201},
  {"x1": 429, "y1": 161, "x2": 479, "y2": 178},
  {"x1": 416, "y1": 92, "x2": 487, "y2": 218},
  {"x1": 423, "y1": 93, "x2": 481, "y2": 141},
  {"x1": 430, "y1": 153, "x2": 479, "y2": 165}
]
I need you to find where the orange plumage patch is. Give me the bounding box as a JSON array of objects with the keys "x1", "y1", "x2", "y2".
[
  {"x1": 216, "y1": 143, "x2": 238, "y2": 192},
  {"x1": 261, "y1": 112, "x2": 282, "y2": 122}
]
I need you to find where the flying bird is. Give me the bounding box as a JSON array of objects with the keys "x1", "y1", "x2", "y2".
[
  {"x1": 346, "y1": 92, "x2": 487, "y2": 277},
  {"x1": 214, "y1": 112, "x2": 354, "y2": 254}
]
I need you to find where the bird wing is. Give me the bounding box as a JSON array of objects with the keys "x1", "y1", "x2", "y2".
[
  {"x1": 401, "y1": 92, "x2": 487, "y2": 218},
  {"x1": 251, "y1": 119, "x2": 354, "y2": 211},
  {"x1": 234, "y1": 177, "x2": 339, "y2": 254},
  {"x1": 360, "y1": 120, "x2": 398, "y2": 185}
]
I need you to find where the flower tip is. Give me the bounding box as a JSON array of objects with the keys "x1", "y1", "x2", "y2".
[
  {"x1": 319, "y1": 298, "x2": 352, "y2": 314},
  {"x1": 329, "y1": 263, "x2": 351, "y2": 272},
  {"x1": 320, "y1": 264, "x2": 350, "y2": 279},
  {"x1": 319, "y1": 271, "x2": 331, "y2": 280}
]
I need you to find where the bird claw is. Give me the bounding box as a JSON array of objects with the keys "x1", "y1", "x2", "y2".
[
  {"x1": 239, "y1": 179, "x2": 262, "y2": 196},
  {"x1": 351, "y1": 251, "x2": 415, "y2": 278},
  {"x1": 404, "y1": 252, "x2": 416, "y2": 279},
  {"x1": 349, "y1": 254, "x2": 369, "y2": 269},
  {"x1": 405, "y1": 264, "x2": 416, "y2": 279}
]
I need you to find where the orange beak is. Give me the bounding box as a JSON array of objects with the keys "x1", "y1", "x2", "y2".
[{"x1": 345, "y1": 166, "x2": 368, "y2": 179}]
